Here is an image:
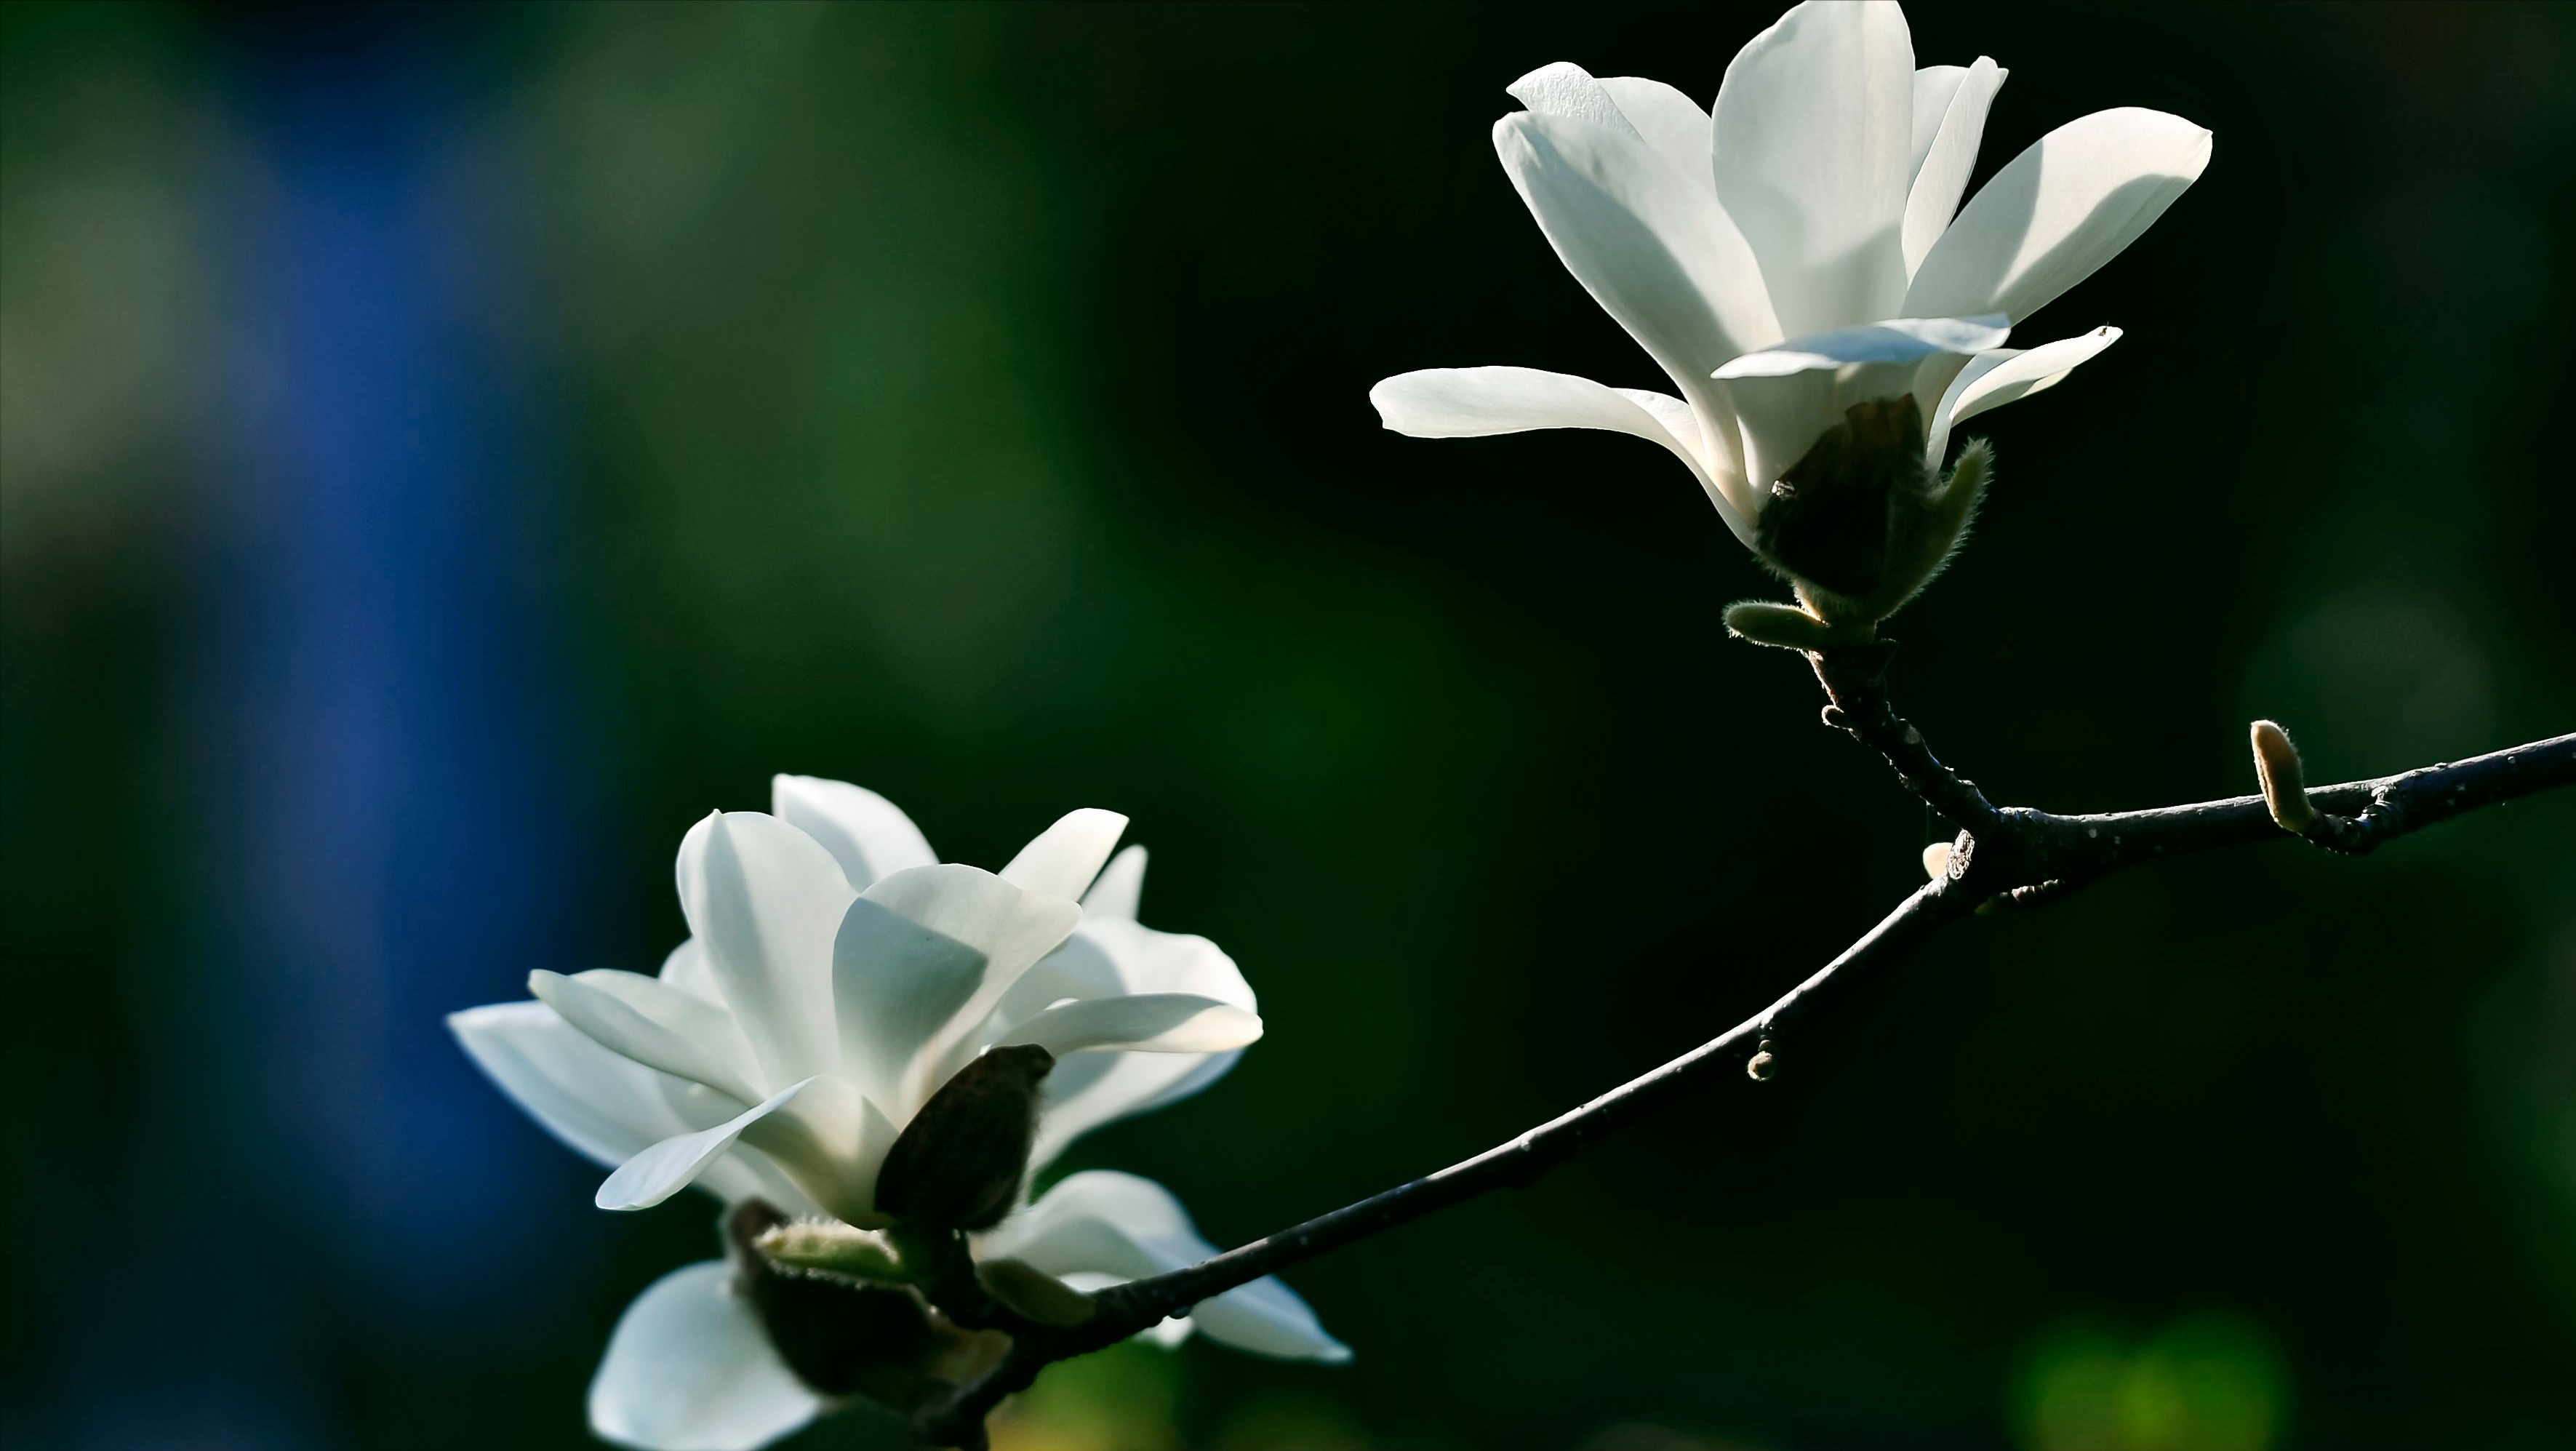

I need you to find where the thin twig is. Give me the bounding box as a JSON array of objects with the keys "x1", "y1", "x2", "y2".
[{"x1": 898, "y1": 658, "x2": 2575, "y2": 1445}]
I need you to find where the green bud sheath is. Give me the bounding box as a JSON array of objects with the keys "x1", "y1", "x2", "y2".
[
  {"x1": 754, "y1": 1219, "x2": 912, "y2": 1285},
  {"x1": 874, "y1": 1044, "x2": 1055, "y2": 1231},
  {"x1": 1756, "y1": 394, "x2": 1935, "y2": 603},
  {"x1": 1732, "y1": 397, "x2": 1993, "y2": 644}
]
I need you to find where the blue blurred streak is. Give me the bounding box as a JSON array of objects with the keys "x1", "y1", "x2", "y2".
[{"x1": 73, "y1": 20, "x2": 593, "y2": 1448}]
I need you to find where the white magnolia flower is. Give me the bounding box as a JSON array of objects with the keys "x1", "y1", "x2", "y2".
[
  {"x1": 1370, "y1": 0, "x2": 2209, "y2": 623},
  {"x1": 452, "y1": 775, "x2": 1345, "y2": 1451}
]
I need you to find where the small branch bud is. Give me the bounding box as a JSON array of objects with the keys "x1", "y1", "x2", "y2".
[
  {"x1": 2249, "y1": 720, "x2": 2317, "y2": 833},
  {"x1": 1746, "y1": 1036, "x2": 1778, "y2": 1081},
  {"x1": 1921, "y1": 842, "x2": 1952, "y2": 879}
]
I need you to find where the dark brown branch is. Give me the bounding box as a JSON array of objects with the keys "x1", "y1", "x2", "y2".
[
  {"x1": 899, "y1": 659, "x2": 2573, "y2": 1447},
  {"x1": 915, "y1": 884, "x2": 1969, "y2": 1445}
]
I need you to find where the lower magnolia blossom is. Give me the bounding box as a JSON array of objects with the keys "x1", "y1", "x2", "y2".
[{"x1": 452, "y1": 775, "x2": 1346, "y2": 1450}]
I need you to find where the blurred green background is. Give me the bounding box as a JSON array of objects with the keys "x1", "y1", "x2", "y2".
[{"x1": 4, "y1": 2, "x2": 2572, "y2": 1448}]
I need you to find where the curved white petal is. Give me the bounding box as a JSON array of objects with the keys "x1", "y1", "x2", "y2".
[
  {"x1": 1924, "y1": 325, "x2": 2122, "y2": 465},
  {"x1": 531, "y1": 970, "x2": 764, "y2": 1106},
  {"x1": 1490, "y1": 105, "x2": 1777, "y2": 427},
  {"x1": 598, "y1": 1077, "x2": 839, "y2": 1212},
  {"x1": 833, "y1": 895, "x2": 988, "y2": 1106},
  {"x1": 983, "y1": 1172, "x2": 1348, "y2": 1364},
  {"x1": 1713, "y1": 314, "x2": 2009, "y2": 379},
  {"x1": 865, "y1": 864, "x2": 1084, "y2": 1098},
  {"x1": 659, "y1": 939, "x2": 721, "y2": 1004},
  {"x1": 1368, "y1": 367, "x2": 1754, "y2": 537},
  {"x1": 1909, "y1": 65, "x2": 1969, "y2": 179},
  {"x1": 452, "y1": 1001, "x2": 825, "y2": 1212},
  {"x1": 1505, "y1": 60, "x2": 1645, "y2": 139},
  {"x1": 770, "y1": 775, "x2": 937, "y2": 892},
  {"x1": 1597, "y1": 76, "x2": 1712, "y2": 183},
  {"x1": 1712, "y1": 0, "x2": 1916, "y2": 336},
  {"x1": 452, "y1": 1001, "x2": 697, "y2": 1170},
  {"x1": 1018, "y1": 918, "x2": 1257, "y2": 1170},
  {"x1": 737, "y1": 1077, "x2": 895, "y2": 1226},
  {"x1": 1905, "y1": 107, "x2": 2212, "y2": 324},
  {"x1": 994, "y1": 994, "x2": 1263, "y2": 1058},
  {"x1": 676, "y1": 812, "x2": 852, "y2": 1087},
  {"x1": 999, "y1": 807, "x2": 1129, "y2": 901},
  {"x1": 1081, "y1": 844, "x2": 1148, "y2": 922},
  {"x1": 588, "y1": 1261, "x2": 822, "y2": 1451},
  {"x1": 1901, "y1": 57, "x2": 2006, "y2": 276}
]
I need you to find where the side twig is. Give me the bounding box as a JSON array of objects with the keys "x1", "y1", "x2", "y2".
[{"x1": 901, "y1": 651, "x2": 2574, "y2": 1447}]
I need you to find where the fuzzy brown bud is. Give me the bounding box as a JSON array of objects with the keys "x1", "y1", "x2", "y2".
[
  {"x1": 873, "y1": 1044, "x2": 1055, "y2": 1231},
  {"x1": 2249, "y1": 720, "x2": 2316, "y2": 833}
]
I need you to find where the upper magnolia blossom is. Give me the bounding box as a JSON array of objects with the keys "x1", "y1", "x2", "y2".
[
  {"x1": 452, "y1": 775, "x2": 1345, "y2": 1451},
  {"x1": 1369, "y1": 0, "x2": 2209, "y2": 628}
]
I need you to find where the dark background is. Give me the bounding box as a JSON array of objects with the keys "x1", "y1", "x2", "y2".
[{"x1": 4, "y1": 3, "x2": 2572, "y2": 1448}]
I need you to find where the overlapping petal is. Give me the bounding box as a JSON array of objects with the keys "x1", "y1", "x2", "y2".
[
  {"x1": 831, "y1": 895, "x2": 990, "y2": 1108},
  {"x1": 1905, "y1": 107, "x2": 2212, "y2": 324},
  {"x1": 1924, "y1": 325, "x2": 2122, "y2": 466},
  {"x1": 531, "y1": 969, "x2": 765, "y2": 1107},
  {"x1": 1369, "y1": 367, "x2": 1748, "y2": 529},
  {"x1": 998, "y1": 807, "x2": 1128, "y2": 901},
  {"x1": 1492, "y1": 81, "x2": 1777, "y2": 420},
  {"x1": 676, "y1": 812, "x2": 852, "y2": 1087},
  {"x1": 993, "y1": 993, "x2": 1263, "y2": 1058},
  {"x1": 770, "y1": 774, "x2": 936, "y2": 892},
  {"x1": 1901, "y1": 57, "x2": 2006, "y2": 276},
  {"x1": 588, "y1": 1262, "x2": 823, "y2": 1451},
  {"x1": 982, "y1": 1171, "x2": 1349, "y2": 1362},
  {"x1": 597, "y1": 1079, "x2": 841, "y2": 1212},
  {"x1": 1079, "y1": 844, "x2": 1148, "y2": 922},
  {"x1": 1713, "y1": 313, "x2": 2009, "y2": 379},
  {"x1": 1712, "y1": 0, "x2": 1915, "y2": 336}
]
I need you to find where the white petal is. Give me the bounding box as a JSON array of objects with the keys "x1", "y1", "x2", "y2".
[
  {"x1": 999, "y1": 807, "x2": 1129, "y2": 901},
  {"x1": 1712, "y1": 0, "x2": 1916, "y2": 336},
  {"x1": 597, "y1": 1078, "x2": 835, "y2": 1212},
  {"x1": 531, "y1": 969, "x2": 765, "y2": 1106},
  {"x1": 865, "y1": 864, "x2": 1084, "y2": 1097},
  {"x1": 982, "y1": 1171, "x2": 1348, "y2": 1364},
  {"x1": 451, "y1": 1001, "x2": 697, "y2": 1170},
  {"x1": 1081, "y1": 844, "x2": 1148, "y2": 922},
  {"x1": 1900, "y1": 57, "x2": 2006, "y2": 277},
  {"x1": 737, "y1": 1077, "x2": 895, "y2": 1226},
  {"x1": 833, "y1": 895, "x2": 988, "y2": 1106},
  {"x1": 1924, "y1": 325, "x2": 2122, "y2": 465},
  {"x1": 676, "y1": 812, "x2": 852, "y2": 1088},
  {"x1": 659, "y1": 940, "x2": 721, "y2": 1003},
  {"x1": 865, "y1": 864, "x2": 1081, "y2": 995},
  {"x1": 1368, "y1": 367, "x2": 1754, "y2": 538},
  {"x1": 1597, "y1": 76, "x2": 1712, "y2": 183},
  {"x1": 1713, "y1": 314, "x2": 2009, "y2": 378},
  {"x1": 454, "y1": 1001, "x2": 823, "y2": 1212},
  {"x1": 994, "y1": 994, "x2": 1263, "y2": 1058},
  {"x1": 1905, "y1": 107, "x2": 2212, "y2": 324},
  {"x1": 1909, "y1": 65, "x2": 1969, "y2": 178},
  {"x1": 1017, "y1": 918, "x2": 1257, "y2": 1170},
  {"x1": 1490, "y1": 105, "x2": 1777, "y2": 423},
  {"x1": 770, "y1": 775, "x2": 937, "y2": 891},
  {"x1": 588, "y1": 1261, "x2": 822, "y2": 1451},
  {"x1": 1505, "y1": 60, "x2": 1644, "y2": 140}
]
